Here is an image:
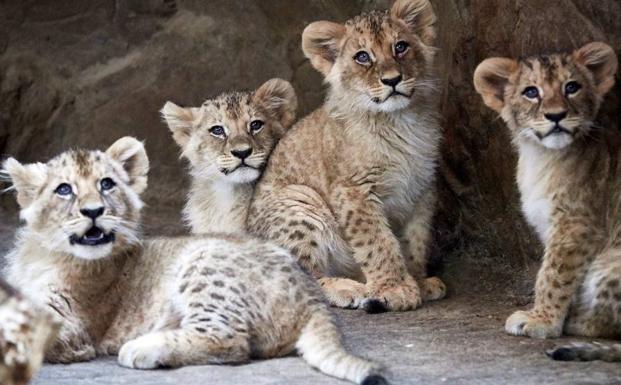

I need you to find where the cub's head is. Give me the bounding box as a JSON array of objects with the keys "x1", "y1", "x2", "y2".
[
  {"x1": 474, "y1": 42, "x2": 618, "y2": 150},
  {"x1": 1, "y1": 137, "x2": 148, "y2": 260},
  {"x1": 302, "y1": 0, "x2": 437, "y2": 113},
  {"x1": 162, "y1": 78, "x2": 297, "y2": 184}
]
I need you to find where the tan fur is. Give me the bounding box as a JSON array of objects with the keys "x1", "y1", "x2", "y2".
[
  {"x1": 1, "y1": 138, "x2": 384, "y2": 384},
  {"x1": 474, "y1": 43, "x2": 621, "y2": 355},
  {"x1": 0, "y1": 280, "x2": 58, "y2": 385},
  {"x1": 162, "y1": 79, "x2": 296, "y2": 234},
  {"x1": 248, "y1": 0, "x2": 446, "y2": 312}
]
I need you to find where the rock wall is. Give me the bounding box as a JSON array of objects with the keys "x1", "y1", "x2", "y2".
[{"x1": 1, "y1": 0, "x2": 619, "y2": 295}]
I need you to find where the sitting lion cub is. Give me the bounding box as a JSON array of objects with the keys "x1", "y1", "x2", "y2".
[
  {"x1": 248, "y1": 0, "x2": 446, "y2": 312},
  {"x1": 161, "y1": 78, "x2": 296, "y2": 234},
  {"x1": 474, "y1": 42, "x2": 620, "y2": 361},
  {"x1": 1, "y1": 137, "x2": 386, "y2": 384}
]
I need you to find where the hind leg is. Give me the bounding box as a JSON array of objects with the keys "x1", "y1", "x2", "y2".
[
  {"x1": 120, "y1": 249, "x2": 253, "y2": 369},
  {"x1": 564, "y1": 250, "x2": 621, "y2": 338},
  {"x1": 118, "y1": 329, "x2": 249, "y2": 369},
  {"x1": 318, "y1": 277, "x2": 367, "y2": 309},
  {"x1": 249, "y1": 184, "x2": 336, "y2": 276},
  {"x1": 249, "y1": 184, "x2": 365, "y2": 307}
]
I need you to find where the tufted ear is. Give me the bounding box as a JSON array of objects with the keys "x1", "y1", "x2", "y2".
[
  {"x1": 391, "y1": 0, "x2": 437, "y2": 46},
  {"x1": 253, "y1": 78, "x2": 298, "y2": 130},
  {"x1": 573, "y1": 42, "x2": 618, "y2": 97},
  {"x1": 106, "y1": 137, "x2": 149, "y2": 195},
  {"x1": 160, "y1": 101, "x2": 202, "y2": 148},
  {"x1": 302, "y1": 21, "x2": 346, "y2": 77},
  {"x1": 1, "y1": 157, "x2": 48, "y2": 208},
  {"x1": 474, "y1": 57, "x2": 519, "y2": 113}
]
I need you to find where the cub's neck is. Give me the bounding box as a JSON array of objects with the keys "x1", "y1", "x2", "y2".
[
  {"x1": 5, "y1": 229, "x2": 134, "y2": 301},
  {"x1": 185, "y1": 175, "x2": 254, "y2": 234}
]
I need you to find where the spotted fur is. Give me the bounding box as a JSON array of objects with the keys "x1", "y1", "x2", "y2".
[
  {"x1": 474, "y1": 42, "x2": 621, "y2": 360},
  {"x1": 0, "y1": 280, "x2": 58, "y2": 385},
  {"x1": 1, "y1": 138, "x2": 385, "y2": 384},
  {"x1": 248, "y1": 0, "x2": 446, "y2": 312},
  {"x1": 162, "y1": 78, "x2": 297, "y2": 234}
]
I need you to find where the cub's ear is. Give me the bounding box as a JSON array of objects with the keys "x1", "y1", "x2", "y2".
[
  {"x1": 106, "y1": 137, "x2": 149, "y2": 195},
  {"x1": 1, "y1": 157, "x2": 48, "y2": 208},
  {"x1": 573, "y1": 42, "x2": 618, "y2": 96},
  {"x1": 253, "y1": 78, "x2": 298, "y2": 130},
  {"x1": 302, "y1": 21, "x2": 346, "y2": 76},
  {"x1": 391, "y1": 0, "x2": 437, "y2": 46},
  {"x1": 160, "y1": 101, "x2": 201, "y2": 148},
  {"x1": 474, "y1": 57, "x2": 519, "y2": 113}
]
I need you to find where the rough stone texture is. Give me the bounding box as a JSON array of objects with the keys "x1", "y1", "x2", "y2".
[
  {"x1": 29, "y1": 297, "x2": 621, "y2": 385},
  {"x1": 1, "y1": 0, "x2": 620, "y2": 384}
]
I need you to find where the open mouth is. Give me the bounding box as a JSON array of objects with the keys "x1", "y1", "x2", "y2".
[{"x1": 69, "y1": 227, "x2": 115, "y2": 246}]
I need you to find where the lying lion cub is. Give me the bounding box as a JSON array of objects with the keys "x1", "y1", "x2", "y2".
[
  {"x1": 1, "y1": 137, "x2": 386, "y2": 384},
  {"x1": 474, "y1": 42, "x2": 620, "y2": 361}
]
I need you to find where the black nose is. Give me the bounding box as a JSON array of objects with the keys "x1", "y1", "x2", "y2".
[
  {"x1": 544, "y1": 111, "x2": 567, "y2": 123},
  {"x1": 381, "y1": 75, "x2": 402, "y2": 88},
  {"x1": 231, "y1": 148, "x2": 252, "y2": 160},
  {"x1": 80, "y1": 207, "x2": 104, "y2": 220}
]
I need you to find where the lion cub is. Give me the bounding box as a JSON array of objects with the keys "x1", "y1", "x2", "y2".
[
  {"x1": 248, "y1": 0, "x2": 446, "y2": 312},
  {"x1": 474, "y1": 42, "x2": 620, "y2": 361},
  {"x1": 161, "y1": 78, "x2": 296, "y2": 234},
  {"x1": 0, "y1": 279, "x2": 58, "y2": 385},
  {"x1": 1, "y1": 137, "x2": 386, "y2": 384}
]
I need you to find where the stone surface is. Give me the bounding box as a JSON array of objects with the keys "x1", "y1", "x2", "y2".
[
  {"x1": 29, "y1": 296, "x2": 621, "y2": 385},
  {"x1": 1, "y1": 0, "x2": 621, "y2": 384}
]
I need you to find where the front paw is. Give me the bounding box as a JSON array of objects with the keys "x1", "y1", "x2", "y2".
[
  {"x1": 118, "y1": 333, "x2": 169, "y2": 369},
  {"x1": 505, "y1": 310, "x2": 562, "y2": 339},
  {"x1": 421, "y1": 277, "x2": 447, "y2": 302},
  {"x1": 367, "y1": 278, "x2": 422, "y2": 312}
]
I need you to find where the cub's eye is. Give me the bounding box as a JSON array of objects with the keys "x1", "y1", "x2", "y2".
[
  {"x1": 55, "y1": 183, "x2": 73, "y2": 196},
  {"x1": 522, "y1": 86, "x2": 540, "y2": 99},
  {"x1": 250, "y1": 120, "x2": 264, "y2": 133},
  {"x1": 394, "y1": 41, "x2": 409, "y2": 56},
  {"x1": 209, "y1": 125, "x2": 226, "y2": 137},
  {"x1": 565, "y1": 81, "x2": 581, "y2": 95},
  {"x1": 354, "y1": 51, "x2": 371, "y2": 65},
  {"x1": 100, "y1": 177, "x2": 116, "y2": 191}
]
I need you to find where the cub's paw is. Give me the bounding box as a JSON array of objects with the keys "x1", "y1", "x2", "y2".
[
  {"x1": 421, "y1": 277, "x2": 447, "y2": 302},
  {"x1": 505, "y1": 310, "x2": 562, "y2": 339},
  {"x1": 46, "y1": 334, "x2": 97, "y2": 363},
  {"x1": 46, "y1": 343, "x2": 96, "y2": 363},
  {"x1": 367, "y1": 279, "x2": 422, "y2": 312},
  {"x1": 318, "y1": 277, "x2": 367, "y2": 309},
  {"x1": 118, "y1": 333, "x2": 170, "y2": 369}
]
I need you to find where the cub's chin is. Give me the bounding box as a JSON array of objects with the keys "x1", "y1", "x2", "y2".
[
  {"x1": 363, "y1": 92, "x2": 412, "y2": 113},
  {"x1": 70, "y1": 242, "x2": 114, "y2": 261},
  {"x1": 377, "y1": 96, "x2": 411, "y2": 113},
  {"x1": 540, "y1": 133, "x2": 574, "y2": 150},
  {"x1": 226, "y1": 166, "x2": 261, "y2": 184}
]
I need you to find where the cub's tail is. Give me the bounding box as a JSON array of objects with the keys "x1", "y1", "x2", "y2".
[
  {"x1": 296, "y1": 309, "x2": 388, "y2": 385},
  {"x1": 547, "y1": 342, "x2": 621, "y2": 362}
]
